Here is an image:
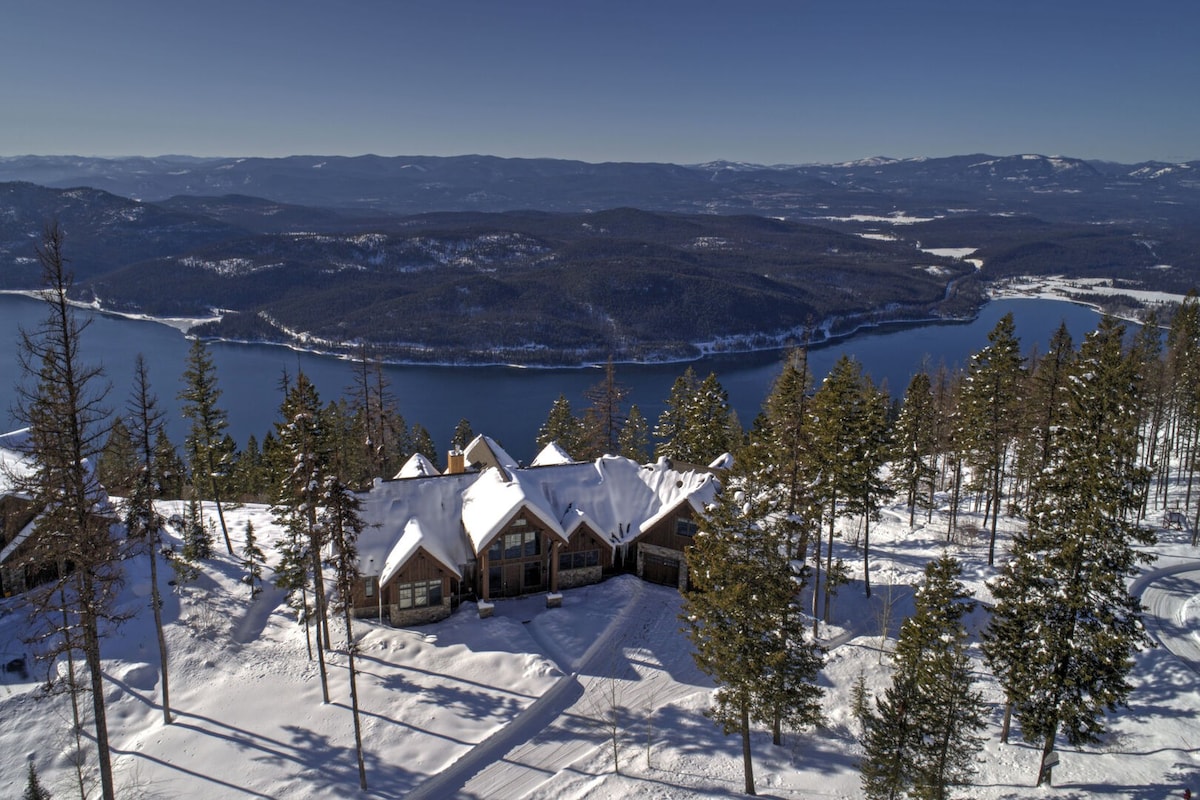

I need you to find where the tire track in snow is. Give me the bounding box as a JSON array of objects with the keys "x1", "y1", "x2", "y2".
[
  {"x1": 1133, "y1": 561, "x2": 1200, "y2": 675},
  {"x1": 406, "y1": 580, "x2": 654, "y2": 800}
]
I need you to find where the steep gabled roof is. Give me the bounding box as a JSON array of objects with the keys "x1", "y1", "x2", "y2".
[
  {"x1": 379, "y1": 518, "x2": 463, "y2": 584},
  {"x1": 393, "y1": 452, "x2": 441, "y2": 479},
  {"x1": 463, "y1": 434, "x2": 519, "y2": 479},
  {"x1": 461, "y1": 467, "x2": 569, "y2": 553},
  {"x1": 356, "y1": 472, "x2": 477, "y2": 579},
  {"x1": 530, "y1": 441, "x2": 575, "y2": 467}
]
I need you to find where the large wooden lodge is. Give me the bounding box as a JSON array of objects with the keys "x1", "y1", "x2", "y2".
[{"x1": 352, "y1": 435, "x2": 723, "y2": 627}]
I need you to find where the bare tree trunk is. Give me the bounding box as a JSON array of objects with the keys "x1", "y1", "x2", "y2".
[
  {"x1": 863, "y1": 505, "x2": 872, "y2": 599},
  {"x1": 740, "y1": 701, "x2": 756, "y2": 796},
  {"x1": 148, "y1": 541, "x2": 172, "y2": 724},
  {"x1": 310, "y1": 549, "x2": 330, "y2": 703},
  {"x1": 82, "y1": 603, "x2": 116, "y2": 800},
  {"x1": 1036, "y1": 732, "x2": 1056, "y2": 787},
  {"x1": 343, "y1": 606, "x2": 368, "y2": 790},
  {"x1": 822, "y1": 512, "x2": 835, "y2": 623}
]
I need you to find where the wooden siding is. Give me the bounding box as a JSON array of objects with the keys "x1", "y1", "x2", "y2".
[
  {"x1": 352, "y1": 546, "x2": 454, "y2": 614},
  {"x1": 632, "y1": 502, "x2": 700, "y2": 555},
  {"x1": 478, "y1": 508, "x2": 557, "y2": 600},
  {"x1": 561, "y1": 524, "x2": 613, "y2": 569}
]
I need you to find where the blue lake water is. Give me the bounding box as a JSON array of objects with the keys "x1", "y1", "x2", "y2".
[{"x1": 0, "y1": 293, "x2": 1110, "y2": 464}]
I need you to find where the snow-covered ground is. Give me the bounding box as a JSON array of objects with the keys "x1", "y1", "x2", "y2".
[
  {"x1": 1, "y1": 492, "x2": 1198, "y2": 799},
  {"x1": 990, "y1": 275, "x2": 1191, "y2": 312}
]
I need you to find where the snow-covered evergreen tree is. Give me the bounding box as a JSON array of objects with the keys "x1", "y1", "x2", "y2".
[
  {"x1": 537, "y1": 393, "x2": 584, "y2": 456},
  {"x1": 179, "y1": 337, "x2": 236, "y2": 555},
  {"x1": 891, "y1": 371, "x2": 938, "y2": 527},
  {"x1": 860, "y1": 555, "x2": 985, "y2": 800},
  {"x1": 271, "y1": 371, "x2": 333, "y2": 702},
  {"x1": 954, "y1": 313, "x2": 1024, "y2": 563},
  {"x1": 684, "y1": 464, "x2": 824, "y2": 795},
  {"x1": 242, "y1": 520, "x2": 265, "y2": 597},
  {"x1": 984, "y1": 316, "x2": 1156, "y2": 786},
  {"x1": 618, "y1": 404, "x2": 650, "y2": 462}
]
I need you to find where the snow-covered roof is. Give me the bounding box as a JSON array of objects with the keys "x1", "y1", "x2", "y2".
[
  {"x1": 463, "y1": 434, "x2": 519, "y2": 477},
  {"x1": 530, "y1": 441, "x2": 575, "y2": 467},
  {"x1": 1, "y1": 431, "x2": 40, "y2": 565},
  {"x1": 0, "y1": 430, "x2": 34, "y2": 498},
  {"x1": 356, "y1": 472, "x2": 478, "y2": 578},
  {"x1": 379, "y1": 518, "x2": 463, "y2": 584},
  {"x1": 355, "y1": 448, "x2": 721, "y2": 577},
  {"x1": 708, "y1": 452, "x2": 734, "y2": 471},
  {"x1": 393, "y1": 452, "x2": 441, "y2": 479},
  {"x1": 461, "y1": 467, "x2": 570, "y2": 553},
  {"x1": 0, "y1": 428, "x2": 117, "y2": 567}
]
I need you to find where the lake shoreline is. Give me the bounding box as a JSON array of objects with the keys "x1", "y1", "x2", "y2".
[
  {"x1": 6, "y1": 275, "x2": 1174, "y2": 373},
  {"x1": 4, "y1": 288, "x2": 986, "y2": 371}
]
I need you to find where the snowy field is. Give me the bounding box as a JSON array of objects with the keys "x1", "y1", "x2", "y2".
[{"x1": 1, "y1": 493, "x2": 1198, "y2": 799}]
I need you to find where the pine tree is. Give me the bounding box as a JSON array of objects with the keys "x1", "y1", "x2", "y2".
[
  {"x1": 409, "y1": 423, "x2": 437, "y2": 464},
  {"x1": 179, "y1": 337, "x2": 235, "y2": 555},
  {"x1": 984, "y1": 317, "x2": 1156, "y2": 786},
  {"x1": 1013, "y1": 323, "x2": 1073, "y2": 512},
  {"x1": 860, "y1": 555, "x2": 985, "y2": 800},
  {"x1": 808, "y1": 356, "x2": 870, "y2": 629},
  {"x1": 580, "y1": 355, "x2": 629, "y2": 458},
  {"x1": 654, "y1": 367, "x2": 698, "y2": 459},
  {"x1": 451, "y1": 417, "x2": 475, "y2": 450},
  {"x1": 1127, "y1": 308, "x2": 1164, "y2": 520},
  {"x1": 323, "y1": 474, "x2": 370, "y2": 790},
  {"x1": 684, "y1": 464, "x2": 824, "y2": 795},
  {"x1": 761, "y1": 348, "x2": 821, "y2": 565},
  {"x1": 537, "y1": 393, "x2": 584, "y2": 456},
  {"x1": 955, "y1": 313, "x2": 1024, "y2": 564},
  {"x1": 23, "y1": 760, "x2": 52, "y2": 800},
  {"x1": 124, "y1": 354, "x2": 173, "y2": 725},
  {"x1": 181, "y1": 496, "x2": 212, "y2": 562},
  {"x1": 618, "y1": 404, "x2": 650, "y2": 462},
  {"x1": 96, "y1": 416, "x2": 138, "y2": 496},
  {"x1": 854, "y1": 381, "x2": 893, "y2": 599},
  {"x1": 659, "y1": 371, "x2": 740, "y2": 465},
  {"x1": 13, "y1": 222, "x2": 122, "y2": 800},
  {"x1": 271, "y1": 371, "x2": 332, "y2": 702},
  {"x1": 153, "y1": 428, "x2": 185, "y2": 499},
  {"x1": 891, "y1": 371, "x2": 938, "y2": 528},
  {"x1": 242, "y1": 520, "x2": 265, "y2": 597}
]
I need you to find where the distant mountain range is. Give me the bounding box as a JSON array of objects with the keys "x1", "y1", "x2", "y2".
[{"x1": 1, "y1": 153, "x2": 1196, "y2": 364}]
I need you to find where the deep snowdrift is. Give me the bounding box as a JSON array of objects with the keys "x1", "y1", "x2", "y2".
[{"x1": 1, "y1": 494, "x2": 1198, "y2": 799}]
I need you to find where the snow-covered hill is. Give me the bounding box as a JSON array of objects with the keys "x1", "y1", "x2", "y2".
[{"x1": 1, "y1": 494, "x2": 1197, "y2": 798}]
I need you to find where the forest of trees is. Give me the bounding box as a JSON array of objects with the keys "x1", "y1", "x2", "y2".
[{"x1": 14, "y1": 222, "x2": 1200, "y2": 797}]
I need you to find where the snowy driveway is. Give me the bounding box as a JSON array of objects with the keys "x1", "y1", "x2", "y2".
[
  {"x1": 406, "y1": 579, "x2": 712, "y2": 799},
  {"x1": 1135, "y1": 561, "x2": 1200, "y2": 675}
]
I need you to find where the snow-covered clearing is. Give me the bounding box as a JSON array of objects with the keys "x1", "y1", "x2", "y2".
[
  {"x1": 990, "y1": 275, "x2": 1191, "y2": 310},
  {"x1": 2, "y1": 492, "x2": 1198, "y2": 798}
]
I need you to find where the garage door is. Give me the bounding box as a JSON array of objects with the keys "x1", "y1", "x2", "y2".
[{"x1": 642, "y1": 553, "x2": 680, "y2": 587}]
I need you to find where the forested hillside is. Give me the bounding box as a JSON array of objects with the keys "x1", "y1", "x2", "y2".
[{"x1": 2, "y1": 151, "x2": 1197, "y2": 364}]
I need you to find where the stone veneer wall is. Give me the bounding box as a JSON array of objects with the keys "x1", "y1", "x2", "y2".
[
  {"x1": 557, "y1": 565, "x2": 602, "y2": 590},
  {"x1": 386, "y1": 597, "x2": 453, "y2": 627}
]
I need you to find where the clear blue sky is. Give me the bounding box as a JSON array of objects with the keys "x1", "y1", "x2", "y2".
[{"x1": 2, "y1": 0, "x2": 1196, "y2": 165}]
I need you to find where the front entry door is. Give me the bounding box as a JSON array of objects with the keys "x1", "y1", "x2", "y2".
[{"x1": 502, "y1": 563, "x2": 523, "y2": 597}]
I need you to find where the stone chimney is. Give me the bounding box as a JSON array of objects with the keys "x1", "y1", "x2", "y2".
[{"x1": 446, "y1": 449, "x2": 466, "y2": 475}]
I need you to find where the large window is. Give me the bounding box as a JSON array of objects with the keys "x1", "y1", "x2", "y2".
[
  {"x1": 395, "y1": 579, "x2": 443, "y2": 610},
  {"x1": 559, "y1": 549, "x2": 600, "y2": 571},
  {"x1": 490, "y1": 527, "x2": 541, "y2": 562}
]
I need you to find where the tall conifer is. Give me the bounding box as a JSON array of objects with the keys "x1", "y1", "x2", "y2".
[{"x1": 985, "y1": 317, "x2": 1155, "y2": 786}]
